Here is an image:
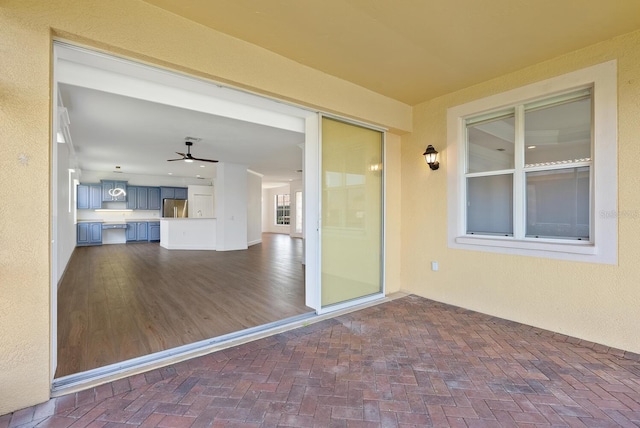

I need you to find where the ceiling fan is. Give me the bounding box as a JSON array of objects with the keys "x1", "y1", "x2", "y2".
[{"x1": 167, "y1": 141, "x2": 218, "y2": 163}]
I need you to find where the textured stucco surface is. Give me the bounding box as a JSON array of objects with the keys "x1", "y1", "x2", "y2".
[
  {"x1": 0, "y1": 0, "x2": 409, "y2": 414},
  {"x1": 401, "y1": 29, "x2": 640, "y2": 356},
  {"x1": 384, "y1": 132, "x2": 402, "y2": 295}
]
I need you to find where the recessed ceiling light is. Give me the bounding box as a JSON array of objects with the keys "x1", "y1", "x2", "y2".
[
  {"x1": 528, "y1": 145, "x2": 536, "y2": 149},
  {"x1": 200, "y1": 165, "x2": 205, "y2": 168},
  {"x1": 168, "y1": 172, "x2": 173, "y2": 175},
  {"x1": 196, "y1": 174, "x2": 201, "y2": 178}
]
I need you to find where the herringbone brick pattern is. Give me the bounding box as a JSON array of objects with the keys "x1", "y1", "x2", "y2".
[{"x1": 3, "y1": 295, "x2": 640, "y2": 427}]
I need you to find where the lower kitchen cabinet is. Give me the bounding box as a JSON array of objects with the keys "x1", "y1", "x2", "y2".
[
  {"x1": 126, "y1": 222, "x2": 149, "y2": 242},
  {"x1": 148, "y1": 222, "x2": 160, "y2": 242},
  {"x1": 77, "y1": 222, "x2": 102, "y2": 246}
]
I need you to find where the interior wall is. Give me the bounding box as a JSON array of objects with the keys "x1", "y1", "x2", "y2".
[
  {"x1": 262, "y1": 185, "x2": 291, "y2": 234},
  {"x1": 0, "y1": 0, "x2": 411, "y2": 414},
  {"x1": 215, "y1": 163, "x2": 248, "y2": 251},
  {"x1": 401, "y1": 28, "x2": 640, "y2": 355},
  {"x1": 289, "y1": 179, "x2": 303, "y2": 238},
  {"x1": 80, "y1": 170, "x2": 212, "y2": 187},
  {"x1": 54, "y1": 143, "x2": 78, "y2": 284},
  {"x1": 247, "y1": 172, "x2": 263, "y2": 245},
  {"x1": 187, "y1": 184, "x2": 215, "y2": 218}
]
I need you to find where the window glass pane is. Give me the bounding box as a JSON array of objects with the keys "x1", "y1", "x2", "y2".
[
  {"x1": 321, "y1": 117, "x2": 383, "y2": 307},
  {"x1": 295, "y1": 191, "x2": 302, "y2": 234},
  {"x1": 525, "y1": 96, "x2": 591, "y2": 167},
  {"x1": 467, "y1": 174, "x2": 513, "y2": 235},
  {"x1": 526, "y1": 167, "x2": 590, "y2": 239},
  {"x1": 275, "y1": 194, "x2": 290, "y2": 225},
  {"x1": 467, "y1": 113, "x2": 515, "y2": 173}
]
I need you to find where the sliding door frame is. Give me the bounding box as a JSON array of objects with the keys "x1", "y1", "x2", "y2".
[
  {"x1": 315, "y1": 114, "x2": 387, "y2": 315},
  {"x1": 50, "y1": 41, "x2": 387, "y2": 393}
]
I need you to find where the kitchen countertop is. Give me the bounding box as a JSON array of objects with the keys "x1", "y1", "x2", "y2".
[{"x1": 159, "y1": 217, "x2": 217, "y2": 220}]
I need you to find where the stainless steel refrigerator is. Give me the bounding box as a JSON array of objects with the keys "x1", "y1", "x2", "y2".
[{"x1": 162, "y1": 199, "x2": 188, "y2": 218}]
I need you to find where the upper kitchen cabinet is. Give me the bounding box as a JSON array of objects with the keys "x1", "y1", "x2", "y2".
[
  {"x1": 101, "y1": 180, "x2": 128, "y2": 202},
  {"x1": 127, "y1": 186, "x2": 161, "y2": 210},
  {"x1": 77, "y1": 184, "x2": 102, "y2": 209},
  {"x1": 137, "y1": 187, "x2": 149, "y2": 210},
  {"x1": 126, "y1": 186, "x2": 138, "y2": 210},
  {"x1": 160, "y1": 186, "x2": 188, "y2": 200},
  {"x1": 148, "y1": 187, "x2": 161, "y2": 210},
  {"x1": 174, "y1": 187, "x2": 188, "y2": 200}
]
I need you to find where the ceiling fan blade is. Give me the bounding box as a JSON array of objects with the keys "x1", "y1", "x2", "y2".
[
  {"x1": 167, "y1": 158, "x2": 184, "y2": 162},
  {"x1": 191, "y1": 157, "x2": 219, "y2": 163},
  {"x1": 175, "y1": 152, "x2": 186, "y2": 156}
]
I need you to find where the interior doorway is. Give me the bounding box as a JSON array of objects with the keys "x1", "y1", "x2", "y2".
[
  {"x1": 51, "y1": 42, "x2": 321, "y2": 389},
  {"x1": 51, "y1": 42, "x2": 385, "y2": 393}
]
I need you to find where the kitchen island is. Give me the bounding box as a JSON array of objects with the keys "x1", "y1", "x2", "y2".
[{"x1": 159, "y1": 218, "x2": 217, "y2": 250}]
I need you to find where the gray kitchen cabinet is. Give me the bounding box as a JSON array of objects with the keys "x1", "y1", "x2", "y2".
[
  {"x1": 126, "y1": 186, "x2": 161, "y2": 210},
  {"x1": 160, "y1": 186, "x2": 187, "y2": 200},
  {"x1": 126, "y1": 186, "x2": 138, "y2": 209},
  {"x1": 77, "y1": 222, "x2": 102, "y2": 246},
  {"x1": 126, "y1": 222, "x2": 149, "y2": 242},
  {"x1": 148, "y1": 221, "x2": 160, "y2": 242},
  {"x1": 148, "y1": 187, "x2": 161, "y2": 210},
  {"x1": 102, "y1": 180, "x2": 128, "y2": 202},
  {"x1": 77, "y1": 184, "x2": 102, "y2": 209}
]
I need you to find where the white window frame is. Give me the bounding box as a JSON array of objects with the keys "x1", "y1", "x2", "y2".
[
  {"x1": 275, "y1": 193, "x2": 291, "y2": 225},
  {"x1": 447, "y1": 61, "x2": 617, "y2": 264}
]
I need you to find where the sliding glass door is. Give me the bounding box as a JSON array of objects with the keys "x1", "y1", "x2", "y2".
[{"x1": 321, "y1": 117, "x2": 384, "y2": 307}]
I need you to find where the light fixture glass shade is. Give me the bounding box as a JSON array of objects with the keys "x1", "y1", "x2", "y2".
[{"x1": 423, "y1": 145, "x2": 439, "y2": 170}]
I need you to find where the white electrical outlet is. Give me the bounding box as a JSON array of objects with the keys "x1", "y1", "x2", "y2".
[{"x1": 431, "y1": 261, "x2": 439, "y2": 271}]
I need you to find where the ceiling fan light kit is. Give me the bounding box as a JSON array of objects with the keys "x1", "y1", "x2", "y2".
[{"x1": 167, "y1": 141, "x2": 218, "y2": 163}]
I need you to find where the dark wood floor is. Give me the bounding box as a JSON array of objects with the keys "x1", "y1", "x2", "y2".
[{"x1": 56, "y1": 233, "x2": 310, "y2": 378}]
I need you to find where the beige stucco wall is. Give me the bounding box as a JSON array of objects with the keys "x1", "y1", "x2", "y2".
[
  {"x1": 0, "y1": 0, "x2": 409, "y2": 414},
  {"x1": 402, "y1": 29, "x2": 640, "y2": 355},
  {"x1": 385, "y1": 133, "x2": 402, "y2": 295}
]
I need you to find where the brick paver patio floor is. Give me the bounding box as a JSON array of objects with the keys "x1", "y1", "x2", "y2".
[{"x1": 3, "y1": 295, "x2": 640, "y2": 427}]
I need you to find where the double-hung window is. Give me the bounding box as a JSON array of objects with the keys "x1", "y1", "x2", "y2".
[
  {"x1": 275, "y1": 194, "x2": 290, "y2": 225},
  {"x1": 447, "y1": 61, "x2": 617, "y2": 264}
]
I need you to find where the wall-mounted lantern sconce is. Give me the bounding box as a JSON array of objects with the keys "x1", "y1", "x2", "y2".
[{"x1": 423, "y1": 145, "x2": 439, "y2": 170}]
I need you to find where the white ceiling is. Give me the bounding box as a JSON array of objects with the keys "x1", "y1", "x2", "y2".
[
  {"x1": 56, "y1": 46, "x2": 309, "y2": 186},
  {"x1": 59, "y1": 83, "x2": 305, "y2": 184}
]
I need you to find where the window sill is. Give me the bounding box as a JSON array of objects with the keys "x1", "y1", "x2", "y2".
[{"x1": 455, "y1": 235, "x2": 596, "y2": 256}]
